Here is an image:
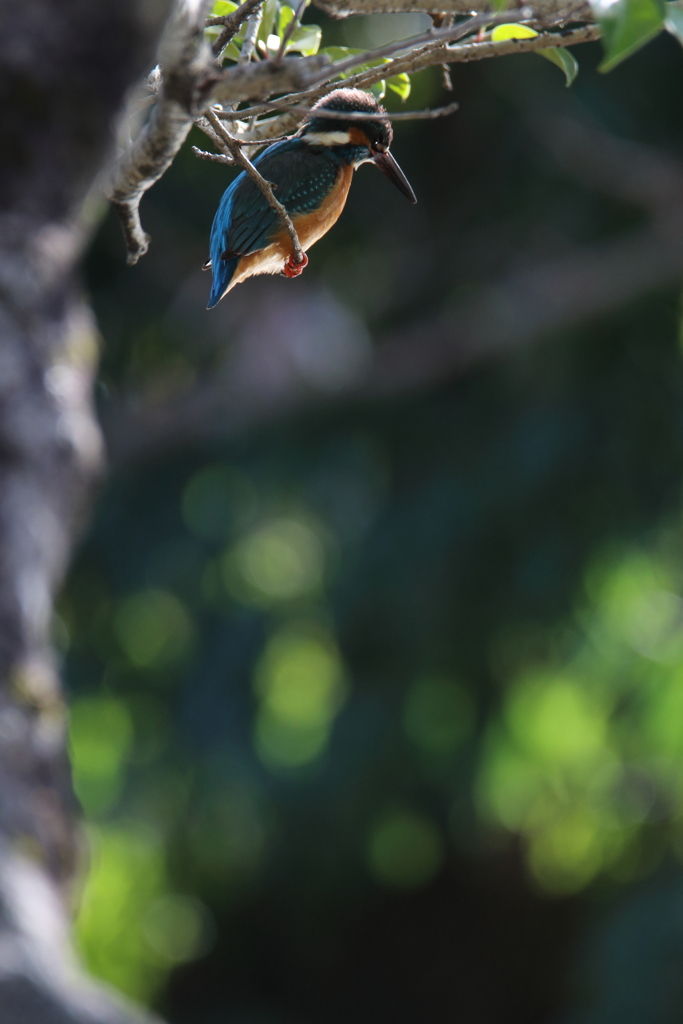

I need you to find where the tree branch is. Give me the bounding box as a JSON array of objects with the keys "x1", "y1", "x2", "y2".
[
  {"x1": 324, "y1": 21, "x2": 600, "y2": 88},
  {"x1": 281, "y1": 100, "x2": 462, "y2": 119},
  {"x1": 192, "y1": 144, "x2": 237, "y2": 162},
  {"x1": 106, "y1": 0, "x2": 217, "y2": 264},
  {"x1": 275, "y1": 0, "x2": 308, "y2": 61},
  {"x1": 238, "y1": 2, "x2": 265, "y2": 64},
  {"x1": 108, "y1": 40, "x2": 328, "y2": 262},
  {"x1": 214, "y1": 22, "x2": 599, "y2": 136},
  {"x1": 0, "y1": 0, "x2": 171, "y2": 1020},
  {"x1": 312, "y1": 0, "x2": 592, "y2": 20},
  {"x1": 209, "y1": 0, "x2": 264, "y2": 57}
]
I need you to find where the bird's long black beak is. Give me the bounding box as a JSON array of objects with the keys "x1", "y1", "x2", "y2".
[{"x1": 373, "y1": 150, "x2": 417, "y2": 203}]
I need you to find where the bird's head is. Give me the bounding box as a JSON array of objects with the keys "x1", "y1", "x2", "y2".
[{"x1": 299, "y1": 88, "x2": 416, "y2": 203}]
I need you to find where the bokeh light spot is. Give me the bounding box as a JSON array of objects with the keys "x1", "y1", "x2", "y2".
[
  {"x1": 586, "y1": 553, "x2": 678, "y2": 656},
  {"x1": 505, "y1": 675, "x2": 607, "y2": 764},
  {"x1": 76, "y1": 824, "x2": 168, "y2": 1003},
  {"x1": 643, "y1": 666, "x2": 683, "y2": 758},
  {"x1": 252, "y1": 625, "x2": 347, "y2": 768},
  {"x1": 256, "y1": 633, "x2": 345, "y2": 726},
  {"x1": 628, "y1": 589, "x2": 683, "y2": 662},
  {"x1": 476, "y1": 732, "x2": 546, "y2": 830},
  {"x1": 528, "y1": 810, "x2": 609, "y2": 894},
  {"x1": 114, "y1": 589, "x2": 194, "y2": 670},
  {"x1": 142, "y1": 894, "x2": 215, "y2": 964},
  {"x1": 254, "y1": 711, "x2": 329, "y2": 768},
  {"x1": 403, "y1": 675, "x2": 474, "y2": 755},
  {"x1": 367, "y1": 810, "x2": 444, "y2": 888},
  {"x1": 225, "y1": 516, "x2": 326, "y2": 604},
  {"x1": 69, "y1": 697, "x2": 132, "y2": 816}
]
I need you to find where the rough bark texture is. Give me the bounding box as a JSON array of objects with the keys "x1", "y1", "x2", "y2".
[{"x1": 0, "y1": 0, "x2": 169, "y2": 1020}]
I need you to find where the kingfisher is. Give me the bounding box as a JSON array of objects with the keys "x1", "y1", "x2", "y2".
[{"x1": 205, "y1": 87, "x2": 416, "y2": 308}]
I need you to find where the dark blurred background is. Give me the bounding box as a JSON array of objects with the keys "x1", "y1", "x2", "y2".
[{"x1": 65, "y1": 22, "x2": 683, "y2": 1024}]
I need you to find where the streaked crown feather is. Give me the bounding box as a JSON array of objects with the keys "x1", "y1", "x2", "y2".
[{"x1": 301, "y1": 88, "x2": 392, "y2": 151}]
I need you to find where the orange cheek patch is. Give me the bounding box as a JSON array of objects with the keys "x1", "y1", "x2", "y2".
[{"x1": 348, "y1": 126, "x2": 371, "y2": 148}]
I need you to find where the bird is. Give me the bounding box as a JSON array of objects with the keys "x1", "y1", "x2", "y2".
[{"x1": 205, "y1": 87, "x2": 416, "y2": 308}]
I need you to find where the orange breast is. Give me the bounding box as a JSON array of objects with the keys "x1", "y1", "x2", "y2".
[
  {"x1": 290, "y1": 162, "x2": 354, "y2": 251},
  {"x1": 227, "y1": 163, "x2": 354, "y2": 291}
]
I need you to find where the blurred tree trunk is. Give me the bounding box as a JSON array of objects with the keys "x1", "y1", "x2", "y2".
[{"x1": 0, "y1": 1, "x2": 168, "y2": 1020}]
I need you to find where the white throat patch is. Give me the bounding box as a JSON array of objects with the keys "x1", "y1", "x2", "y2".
[{"x1": 304, "y1": 130, "x2": 353, "y2": 147}]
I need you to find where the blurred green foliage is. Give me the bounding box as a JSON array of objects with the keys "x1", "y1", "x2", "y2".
[
  {"x1": 64, "y1": 15, "x2": 683, "y2": 1024},
  {"x1": 478, "y1": 541, "x2": 683, "y2": 894}
]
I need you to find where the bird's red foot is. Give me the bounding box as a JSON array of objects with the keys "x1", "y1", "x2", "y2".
[{"x1": 283, "y1": 252, "x2": 308, "y2": 278}]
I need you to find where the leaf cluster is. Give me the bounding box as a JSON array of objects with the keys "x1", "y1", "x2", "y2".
[{"x1": 205, "y1": 0, "x2": 683, "y2": 105}]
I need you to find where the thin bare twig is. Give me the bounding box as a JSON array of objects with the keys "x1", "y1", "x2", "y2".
[
  {"x1": 275, "y1": 0, "x2": 308, "y2": 61},
  {"x1": 208, "y1": 0, "x2": 264, "y2": 57},
  {"x1": 313, "y1": 0, "x2": 591, "y2": 19},
  {"x1": 239, "y1": 2, "x2": 265, "y2": 63},
  {"x1": 210, "y1": 53, "x2": 331, "y2": 104},
  {"x1": 192, "y1": 144, "x2": 236, "y2": 163},
  {"x1": 194, "y1": 103, "x2": 459, "y2": 164},
  {"x1": 228, "y1": 99, "x2": 461, "y2": 121},
  {"x1": 259, "y1": 100, "x2": 462, "y2": 120},
  {"x1": 214, "y1": 22, "x2": 598, "y2": 130},
  {"x1": 344, "y1": 23, "x2": 600, "y2": 87},
  {"x1": 205, "y1": 107, "x2": 305, "y2": 264},
  {"x1": 214, "y1": 6, "x2": 533, "y2": 119},
  {"x1": 195, "y1": 111, "x2": 230, "y2": 147},
  {"x1": 319, "y1": 8, "x2": 534, "y2": 78},
  {"x1": 432, "y1": 13, "x2": 455, "y2": 90}
]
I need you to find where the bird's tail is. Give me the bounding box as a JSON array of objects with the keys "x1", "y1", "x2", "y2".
[{"x1": 207, "y1": 255, "x2": 239, "y2": 309}]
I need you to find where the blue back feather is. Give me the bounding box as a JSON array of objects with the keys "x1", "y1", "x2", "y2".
[
  {"x1": 207, "y1": 138, "x2": 368, "y2": 308},
  {"x1": 207, "y1": 180, "x2": 239, "y2": 309}
]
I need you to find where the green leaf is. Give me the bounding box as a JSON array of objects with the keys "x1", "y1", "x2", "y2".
[
  {"x1": 320, "y1": 47, "x2": 397, "y2": 94},
  {"x1": 320, "y1": 46, "x2": 382, "y2": 78},
  {"x1": 258, "y1": 0, "x2": 280, "y2": 42},
  {"x1": 205, "y1": 0, "x2": 238, "y2": 46},
  {"x1": 222, "y1": 40, "x2": 242, "y2": 61},
  {"x1": 537, "y1": 46, "x2": 579, "y2": 85},
  {"x1": 278, "y1": 4, "x2": 295, "y2": 34},
  {"x1": 490, "y1": 23, "x2": 578, "y2": 85},
  {"x1": 211, "y1": 0, "x2": 238, "y2": 14},
  {"x1": 589, "y1": 0, "x2": 664, "y2": 72},
  {"x1": 286, "y1": 23, "x2": 322, "y2": 54},
  {"x1": 665, "y1": 1, "x2": 683, "y2": 43},
  {"x1": 387, "y1": 72, "x2": 411, "y2": 100},
  {"x1": 319, "y1": 45, "x2": 363, "y2": 60},
  {"x1": 490, "y1": 22, "x2": 539, "y2": 39}
]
